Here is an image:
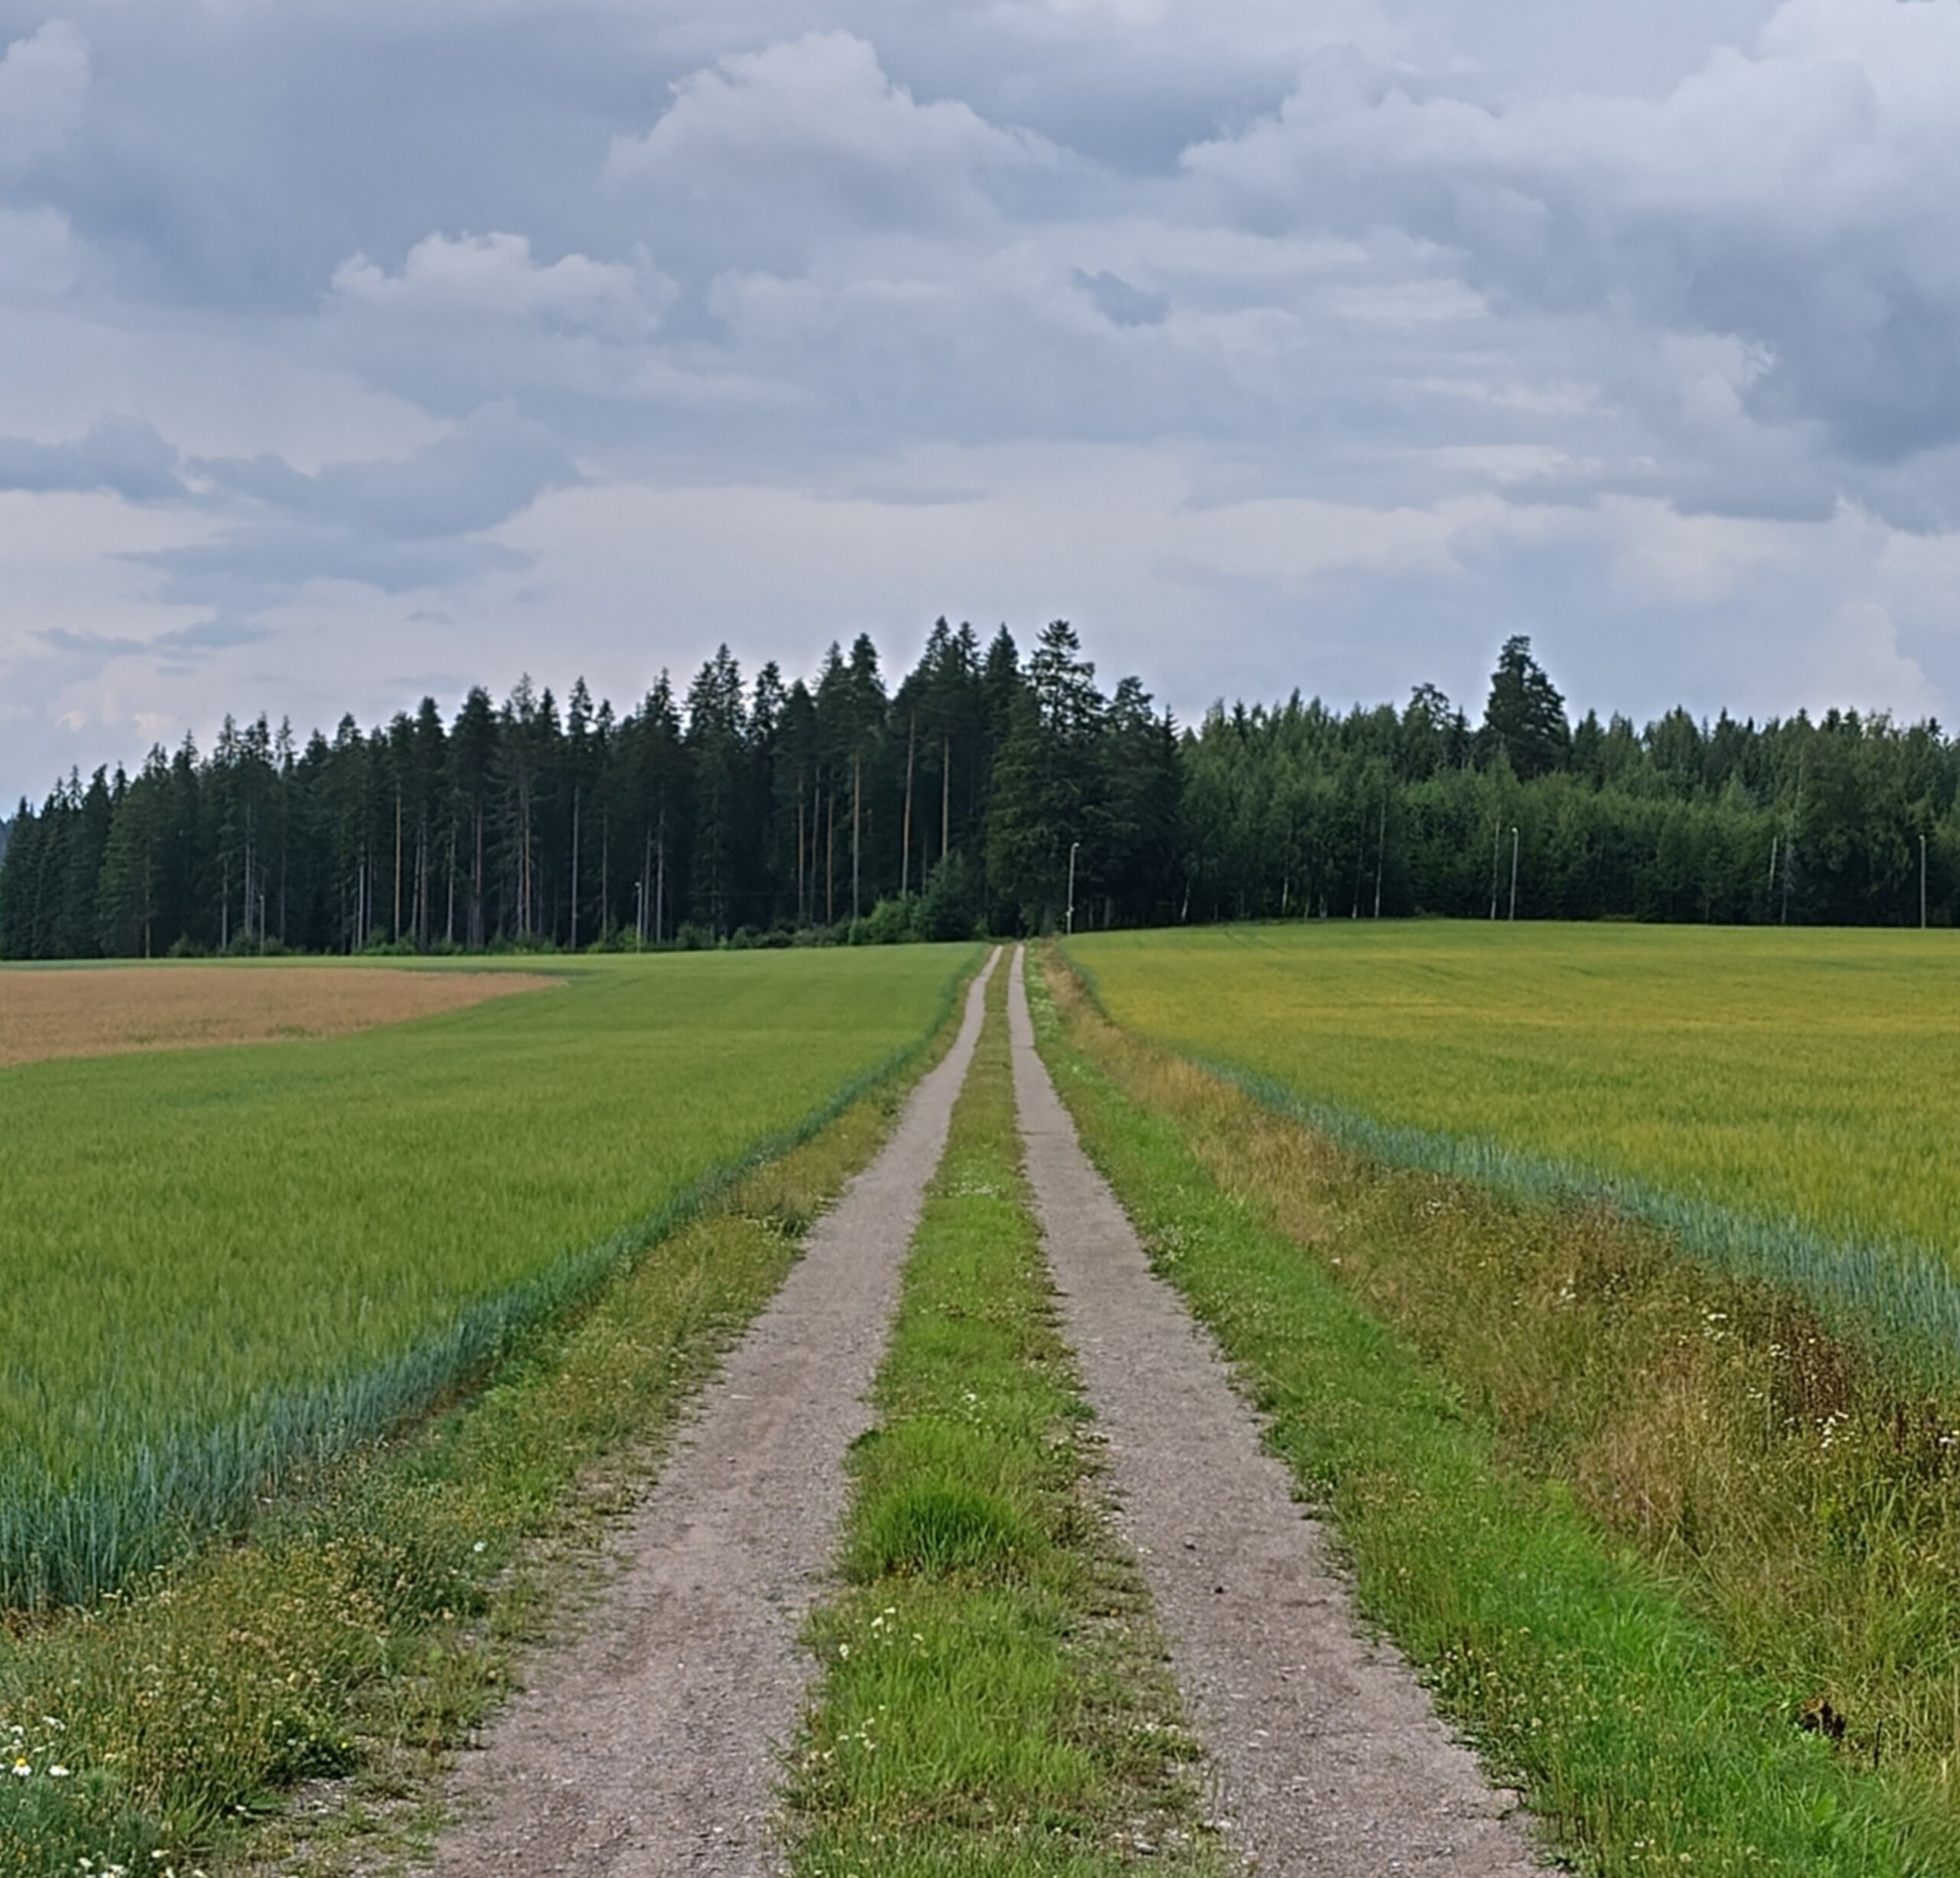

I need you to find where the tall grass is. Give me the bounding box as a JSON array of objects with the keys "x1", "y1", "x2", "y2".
[
  {"x1": 0, "y1": 946, "x2": 979, "y2": 1605},
  {"x1": 1071, "y1": 923, "x2": 1960, "y2": 1373}
]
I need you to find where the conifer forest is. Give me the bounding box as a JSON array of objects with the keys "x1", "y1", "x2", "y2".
[{"x1": 4, "y1": 622, "x2": 1957, "y2": 960}]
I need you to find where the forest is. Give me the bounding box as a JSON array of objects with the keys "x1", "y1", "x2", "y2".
[{"x1": 2, "y1": 622, "x2": 1956, "y2": 959}]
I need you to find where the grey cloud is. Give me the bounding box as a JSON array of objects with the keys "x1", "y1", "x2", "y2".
[
  {"x1": 196, "y1": 405, "x2": 579, "y2": 541},
  {"x1": 0, "y1": 415, "x2": 183, "y2": 498},
  {"x1": 1073, "y1": 269, "x2": 1169, "y2": 328},
  {"x1": 36, "y1": 623, "x2": 145, "y2": 655},
  {"x1": 35, "y1": 613, "x2": 266, "y2": 676},
  {"x1": 137, "y1": 529, "x2": 531, "y2": 606},
  {"x1": 1184, "y1": 6, "x2": 1960, "y2": 481}
]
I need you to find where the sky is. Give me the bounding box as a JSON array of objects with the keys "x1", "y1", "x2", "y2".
[{"x1": 4, "y1": 0, "x2": 1960, "y2": 807}]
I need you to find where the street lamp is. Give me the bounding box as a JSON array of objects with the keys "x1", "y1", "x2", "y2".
[
  {"x1": 1507, "y1": 825, "x2": 1520, "y2": 922},
  {"x1": 1066, "y1": 840, "x2": 1081, "y2": 937}
]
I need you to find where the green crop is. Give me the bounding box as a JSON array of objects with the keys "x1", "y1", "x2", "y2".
[
  {"x1": 1069, "y1": 923, "x2": 1960, "y2": 1367},
  {"x1": 0, "y1": 946, "x2": 978, "y2": 1606}
]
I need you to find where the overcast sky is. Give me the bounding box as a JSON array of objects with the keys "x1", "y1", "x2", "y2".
[{"x1": 4, "y1": 0, "x2": 1959, "y2": 806}]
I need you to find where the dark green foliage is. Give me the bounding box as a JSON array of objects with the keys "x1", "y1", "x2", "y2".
[{"x1": 4, "y1": 628, "x2": 1958, "y2": 955}]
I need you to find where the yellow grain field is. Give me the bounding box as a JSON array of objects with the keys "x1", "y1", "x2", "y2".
[{"x1": 0, "y1": 963, "x2": 557, "y2": 1066}]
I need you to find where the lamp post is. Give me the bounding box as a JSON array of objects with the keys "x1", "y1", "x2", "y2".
[
  {"x1": 1922, "y1": 832, "x2": 1929, "y2": 931},
  {"x1": 1507, "y1": 824, "x2": 1520, "y2": 922},
  {"x1": 1066, "y1": 840, "x2": 1081, "y2": 937}
]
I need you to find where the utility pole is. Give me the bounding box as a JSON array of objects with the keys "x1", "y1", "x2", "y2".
[
  {"x1": 901, "y1": 716, "x2": 916, "y2": 898},
  {"x1": 1490, "y1": 818, "x2": 1501, "y2": 920},
  {"x1": 1066, "y1": 840, "x2": 1081, "y2": 937},
  {"x1": 1372, "y1": 795, "x2": 1387, "y2": 919},
  {"x1": 1507, "y1": 824, "x2": 1520, "y2": 921},
  {"x1": 1922, "y1": 832, "x2": 1929, "y2": 930},
  {"x1": 852, "y1": 750, "x2": 862, "y2": 922},
  {"x1": 569, "y1": 789, "x2": 581, "y2": 953},
  {"x1": 393, "y1": 787, "x2": 403, "y2": 943}
]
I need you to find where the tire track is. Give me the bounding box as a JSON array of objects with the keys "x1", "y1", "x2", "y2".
[
  {"x1": 1007, "y1": 946, "x2": 1544, "y2": 1877},
  {"x1": 432, "y1": 948, "x2": 999, "y2": 1877}
]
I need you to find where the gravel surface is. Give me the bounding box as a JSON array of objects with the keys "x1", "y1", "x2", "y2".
[
  {"x1": 432, "y1": 950, "x2": 999, "y2": 1878},
  {"x1": 1008, "y1": 948, "x2": 1546, "y2": 1877}
]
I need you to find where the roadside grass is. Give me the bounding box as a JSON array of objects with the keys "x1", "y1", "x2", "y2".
[
  {"x1": 0, "y1": 946, "x2": 976, "y2": 1605},
  {"x1": 1034, "y1": 949, "x2": 1960, "y2": 1875},
  {"x1": 786, "y1": 966, "x2": 1221, "y2": 1878},
  {"x1": 0, "y1": 963, "x2": 979, "y2": 1878}
]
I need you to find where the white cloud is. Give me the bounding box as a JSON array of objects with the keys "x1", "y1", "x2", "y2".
[
  {"x1": 607, "y1": 30, "x2": 1067, "y2": 246},
  {"x1": 330, "y1": 231, "x2": 675, "y2": 341},
  {"x1": 0, "y1": 20, "x2": 89, "y2": 173}
]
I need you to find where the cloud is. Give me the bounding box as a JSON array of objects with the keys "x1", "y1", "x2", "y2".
[
  {"x1": 0, "y1": 417, "x2": 184, "y2": 501},
  {"x1": 210, "y1": 403, "x2": 579, "y2": 538},
  {"x1": 0, "y1": 20, "x2": 89, "y2": 173},
  {"x1": 1073, "y1": 267, "x2": 1169, "y2": 326},
  {"x1": 607, "y1": 31, "x2": 1069, "y2": 262},
  {"x1": 1185, "y1": 2, "x2": 1960, "y2": 476},
  {"x1": 10, "y1": 0, "x2": 1960, "y2": 810},
  {"x1": 0, "y1": 205, "x2": 81, "y2": 298},
  {"x1": 329, "y1": 231, "x2": 675, "y2": 341}
]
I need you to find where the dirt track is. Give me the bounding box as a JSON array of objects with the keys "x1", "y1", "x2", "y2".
[
  {"x1": 1008, "y1": 949, "x2": 1544, "y2": 1876},
  {"x1": 433, "y1": 951, "x2": 998, "y2": 1876},
  {"x1": 428, "y1": 944, "x2": 1543, "y2": 1875}
]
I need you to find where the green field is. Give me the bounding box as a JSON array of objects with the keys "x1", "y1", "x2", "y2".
[
  {"x1": 1070, "y1": 923, "x2": 1960, "y2": 1356},
  {"x1": 0, "y1": 948, "x2": 977, "y2": 1605}
]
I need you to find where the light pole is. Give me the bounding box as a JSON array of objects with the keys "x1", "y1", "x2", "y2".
[
  {"x1": 1490, "y1": 819, "x2": 1501, "y2": 920},
  {"x1": 1922, "y1": 832, "x2": 1929, "y2": 930},
  {"x1": 1507, "y1": 824, "x2": 1520, "y2": 922},
  {"x1": 1066, "y1": 840, "x2": 1081, "y2": 937}
]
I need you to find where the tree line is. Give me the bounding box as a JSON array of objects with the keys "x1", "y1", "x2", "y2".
[{"x1": 3, "y1": 626, "x2": 1957, "y2": 960}]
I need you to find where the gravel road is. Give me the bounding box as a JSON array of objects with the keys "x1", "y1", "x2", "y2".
[
  {"x1": 1007, "y1": 947, "x2": 1545, "y2": 1877},
  {"x1": 429, "y1": 942, "x2": 1544, "y2": 1877},
  {"x1": 432, "y1": 949, "x2": 999, "y2": 1878}
]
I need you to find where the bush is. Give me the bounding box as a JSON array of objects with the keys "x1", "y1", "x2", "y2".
[
  {"x1": 852, "y1": 895, "x2": 922, "y2": 946},
  {"x1": 919, "y1": 853, "x2": 985, "y2": 942}
]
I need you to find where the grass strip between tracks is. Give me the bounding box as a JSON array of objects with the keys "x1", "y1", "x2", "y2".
[
  {"x1": 1032, "y1": 949, "x2": 1960, "y2": 1877},
  {"x1": 787, "y1": 965, "x2": 1222, "y2": 1878},
  {"x1": 0, "y1": 968, "x2": 981, "y2": 1878}
]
